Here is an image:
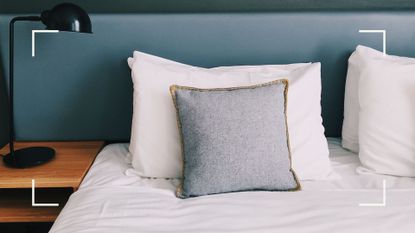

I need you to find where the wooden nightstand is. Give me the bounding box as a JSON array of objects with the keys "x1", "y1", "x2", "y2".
[{"x1": 0, "y1": 141, "x2": 104, "y2": 223}]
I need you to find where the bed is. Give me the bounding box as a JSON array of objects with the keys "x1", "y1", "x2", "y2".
[
  {"x1": 49, "y1": 138, "x2": 415, "y2": 233},
  {"x1": 3, "y1": 9, "x2": 414, "y2": 233}
]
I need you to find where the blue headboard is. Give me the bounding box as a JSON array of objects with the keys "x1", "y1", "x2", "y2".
[{"x1": 1, "y1": 11, "x2": 415, "y2": 144}]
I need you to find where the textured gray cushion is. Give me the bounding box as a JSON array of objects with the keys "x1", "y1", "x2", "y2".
[{"x1": 170, "y1": 80, "x2": 300, "y2": 198}]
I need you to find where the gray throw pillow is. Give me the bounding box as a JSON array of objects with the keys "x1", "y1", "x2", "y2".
[{"x1": 170, "y1": 80, "x2": 301, "y2": 198}]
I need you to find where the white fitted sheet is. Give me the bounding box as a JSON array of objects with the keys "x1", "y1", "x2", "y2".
[{"x1": 50, "y1": 138, "x2": 415, "y2": 233}]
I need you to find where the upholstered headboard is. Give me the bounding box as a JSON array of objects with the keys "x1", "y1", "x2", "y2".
[{"x1": 1, "y1": 11, "x2": 415, "y2": 144}]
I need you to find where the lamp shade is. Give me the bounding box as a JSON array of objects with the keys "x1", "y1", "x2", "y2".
[{"x1": 40, "y1": 3, "x2": 92, "y2": 33}]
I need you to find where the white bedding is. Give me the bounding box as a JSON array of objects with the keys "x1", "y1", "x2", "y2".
[{"x1": 50, "y1": 138, "x2": 415, "y2": 233}]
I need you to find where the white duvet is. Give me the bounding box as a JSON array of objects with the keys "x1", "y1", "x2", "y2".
[{"x1": 50, "y1": 138, "x2": 415, "y2": 233}]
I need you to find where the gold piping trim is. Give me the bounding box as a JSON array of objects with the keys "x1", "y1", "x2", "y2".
[{"x1": 282, "y1": 80, "x2": 302, "y2": 192}]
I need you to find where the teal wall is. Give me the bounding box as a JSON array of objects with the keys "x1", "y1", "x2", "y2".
[
  {"x1": 0, "y1": 65, "x2": 8, "y2": 149},
  {"x1": 1, "y1": 1, "x2": 415, "y2": 149}
]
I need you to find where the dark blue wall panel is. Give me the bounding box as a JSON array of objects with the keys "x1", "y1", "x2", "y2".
[
  {"x1": 1, "y1": 0, "x2": 415, "y2": 13},
  {"x1": 1, "y1": 12, "x2": 415, "y2": 144}
]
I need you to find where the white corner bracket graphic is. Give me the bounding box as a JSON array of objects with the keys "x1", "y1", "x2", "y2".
[
  {"x1": 32, "y1": 30, "x2": 59, "y2": 57},
  {"x1": 358, "y1": 29, "x2": 387, "y2": 55},
  {"x1": 358, "y1": 179, "x2": 387, "y2": 207},
  {"x1": 32, "y1": 179, "x2": 59, "y2": 207}
]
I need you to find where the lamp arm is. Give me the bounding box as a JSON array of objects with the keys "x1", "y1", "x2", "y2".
[{"x1": 8, "y1": 16, "x2": 42, "y2": 156}]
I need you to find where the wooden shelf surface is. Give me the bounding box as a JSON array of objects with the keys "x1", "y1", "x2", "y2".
[
  {"x1": 0, "y1": 141, "x2": 104, "y2": 189},
  {"x1": 0, "y1": 188, "x2": 71, "y2": 223},
  {"x1": 0, "y1": 141, "x2": 104, "y2": 223}
]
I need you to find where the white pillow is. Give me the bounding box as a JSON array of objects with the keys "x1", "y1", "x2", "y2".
[
  {"x1": 342, "y1": 45, "x2": 415, "y2": 153},
  {"x1": 358, "y1": 58, "x2": 415, "y2": 177},
  {"x1": 128, "y1": 51, "x2": 334, "y2": 180}
]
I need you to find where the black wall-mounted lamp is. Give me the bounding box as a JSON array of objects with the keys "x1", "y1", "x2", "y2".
[{"x1": 3, "y1": 3, "x2": 92, "y2": 168}]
